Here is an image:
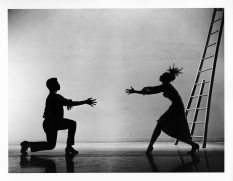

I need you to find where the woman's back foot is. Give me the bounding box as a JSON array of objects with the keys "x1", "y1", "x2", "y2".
[{"x1": 187, "y1": 143, "x2": 199, "y2": 154}]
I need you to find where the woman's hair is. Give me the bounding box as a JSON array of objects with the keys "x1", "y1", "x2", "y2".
[{"x1": 166, "y1": 64, "x2": 183, "y2": 82}]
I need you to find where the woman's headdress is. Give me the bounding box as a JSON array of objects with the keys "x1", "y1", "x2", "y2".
[{"x1": 167, "y1": 64, "x2": 183, "y2": 81}]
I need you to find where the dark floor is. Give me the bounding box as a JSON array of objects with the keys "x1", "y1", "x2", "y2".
[{"x1": 8, "y1": 142, "x2": 224, "y2": 173}]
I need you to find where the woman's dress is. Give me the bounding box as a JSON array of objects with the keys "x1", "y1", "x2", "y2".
[{"x1": 157, "y1": 84, "x2": 191, "y2": 140}]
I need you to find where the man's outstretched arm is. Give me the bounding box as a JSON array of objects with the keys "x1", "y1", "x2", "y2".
[
  {"x1": 71, "y1": 98, "x2": 97, "y2": 107},
  {"x1": 66, "y1": 98, "x2": 97, "y2": 110}
]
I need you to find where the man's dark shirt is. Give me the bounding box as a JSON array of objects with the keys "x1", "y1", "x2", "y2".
[{"x1": 43, "y1": 93, "x2": 72, "y2": 122}]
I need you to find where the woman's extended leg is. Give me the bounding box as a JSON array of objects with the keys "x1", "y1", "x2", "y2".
[{"x1": 146, "y1": 123, "x2": 162, "y2": 155}]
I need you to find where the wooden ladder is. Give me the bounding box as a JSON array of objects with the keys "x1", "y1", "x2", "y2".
[{"x1": 175, "y1": 8, "x2": 224, "y2": 148}]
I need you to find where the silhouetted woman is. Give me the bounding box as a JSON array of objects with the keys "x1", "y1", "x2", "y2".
[
  {"x1": 126, "y1": 65, "x2": 199, "y2": 155},
  {"x1": 20, "y1": 78, "x2": 97, "y2": 155}
]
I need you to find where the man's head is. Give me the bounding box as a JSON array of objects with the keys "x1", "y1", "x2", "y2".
[{"x1": 46, "y1": 78, "x2": 60, "y2": 92}]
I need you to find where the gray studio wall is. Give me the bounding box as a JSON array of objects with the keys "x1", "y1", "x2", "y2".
[{"x1": 8, "y1": 9, "x2": 224, "y2": 143}]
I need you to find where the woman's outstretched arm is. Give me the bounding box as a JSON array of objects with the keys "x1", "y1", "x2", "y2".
[
  {"x1": 126, "y1": 85, "x2": 164, "y2": 95},
  {"x1": 125, "y1": 86, "x2": 151, "y2": 95},
  {"x1": 142, "y1": 85, "x2": 164, "y2": 95},
  {"x1": 126, "y1": 87, "x2": 145, "y2": 95}
]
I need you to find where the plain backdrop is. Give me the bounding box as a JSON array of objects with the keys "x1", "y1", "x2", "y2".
[{"x1": 8, "y1": 9, "x2": 224, "y2": 143}]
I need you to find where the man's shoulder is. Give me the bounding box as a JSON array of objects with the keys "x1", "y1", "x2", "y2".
[
  {"x1": 56, "y1": 94, "x2": 63, "y2": 97},
  {"x1": 47, "y1": 93, "x2": 64, "y2": 100}
]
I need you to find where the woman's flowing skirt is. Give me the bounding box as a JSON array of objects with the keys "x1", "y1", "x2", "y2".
[{"x1": 157, "y1": 102, "x2": 191, "y2": 140}]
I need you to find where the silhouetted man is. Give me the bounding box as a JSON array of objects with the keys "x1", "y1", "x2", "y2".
[{"x1": 20, "y1": 78, "x2": 97, "y2": 155}]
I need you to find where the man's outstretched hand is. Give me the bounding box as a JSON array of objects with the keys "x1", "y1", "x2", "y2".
[
  {"x1": 67, "y1": 105, "x2": 73, "y2": 110},
  {"x1": 125, "y1": 86, "x2": 135, "y2": 95},
  {"x1": 86, "y1": 98, "x2": 97, "y2": 107}
]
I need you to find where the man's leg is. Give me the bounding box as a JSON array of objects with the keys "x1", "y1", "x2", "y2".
[
  {"x1": 29, "y1": 125, "x2": 58, "y2": 152},
  {"x1": 56, "y1": 118, "x2": 77, "y2": 154},
  {"x1": 57, "y1": 118, "x2": 76, "y2": 146},
  {"x1": 20, "y1": 121, "x2": 58, "y2": 155}
]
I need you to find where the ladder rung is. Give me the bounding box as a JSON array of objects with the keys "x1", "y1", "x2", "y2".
[
  {"x1": 187, "y1": 108, "x2": 195, "y2": 111},
  {"x1": 203, "y1": 55, "x2": 214, "y2": 60},
  {"x1": 197, "y1": 107, "x2": 207, "y2": 110},
  {"x1": 199, "y1": 67, "x2": 213, "y2": 73},
  {"x1": 187, "y1": 107, "x2": 207, "y2": 111},
  {"x1": 176, "y1": 8, "x2": 224, "y2": 148},
  {"x1": 213, "y1": 18, "x2": 222, "y2": 24},
  {"x1": 188, "y1": 121, "x2": 205, "y2": 124},
  {"x1": 206, "y1": 43, "x2": 216, "y2": 48},
  {"x1": 195, "y1": 80, "x2": 210, "y2": 85},
  {"x1": 191, "y1": 94, "x2": 208, "y2": 98},
  {"x1": 210, "y1": 30, "x2": 219, "y2": 35},
  {"x1": 191, "y1": 135, "x2": 203, "y2": 138}
]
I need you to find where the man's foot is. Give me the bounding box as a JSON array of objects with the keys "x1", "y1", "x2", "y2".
[
  {"x1": 65, "y1": 146, "x2": 79, "y2": 155},
  {"x1": 20, "y1": 141, "x2": 30, "y2": 156},
  {"x1": 20, "y1": 155, "x2": 29, "y2": 166}
]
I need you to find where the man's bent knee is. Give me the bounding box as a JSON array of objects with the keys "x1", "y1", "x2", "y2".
[{"x1": 70, "y1": 120, "x2": 76, "y2": 128}]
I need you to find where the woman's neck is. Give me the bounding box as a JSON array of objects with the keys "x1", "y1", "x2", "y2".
[{"x1": 162, "y1": 82, "x2": 170, "y2": 85}]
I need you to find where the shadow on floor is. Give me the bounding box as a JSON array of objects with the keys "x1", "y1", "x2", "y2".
[
  {"x1": 20, "y1": 155, "x2": 75, "y2": 173},
  {"x1": 16, "y1": 150, "x2": 223, "y2": 173},
  {"x1": 146, "y1": 153, "x2": 200, "y2": 172}
]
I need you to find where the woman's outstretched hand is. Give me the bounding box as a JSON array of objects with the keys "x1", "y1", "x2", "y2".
[
  {"x1": 86, "y1": 98, "x2": 97, "y2": 107},
  {"x1": 125, "y1": 87, "x2": 135, "y2": 95}
]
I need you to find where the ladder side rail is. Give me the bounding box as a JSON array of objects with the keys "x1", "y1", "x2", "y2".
[
  {"x1": 198, "y1": 8, "x2": 217, "y2": 71},
  {"x1": 175, "y1": 80, "x2": 206, "y2": 145},
  {"x1": 190, "y1": 80, "x2": 206, "y2": 138},
  {"x1": 202, "y1": 11, "x2": 224, "y2": 148},
  {"x1": 185, "y1": 8, "x2": 217, "y2": 113},
  {"x1": 175, "y1": 8, "x2": 218, "y2": 146}
]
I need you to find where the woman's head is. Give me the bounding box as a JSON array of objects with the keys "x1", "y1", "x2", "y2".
[{"x1": 159, "y1": 64, "x2": 183, "y2": 84}]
